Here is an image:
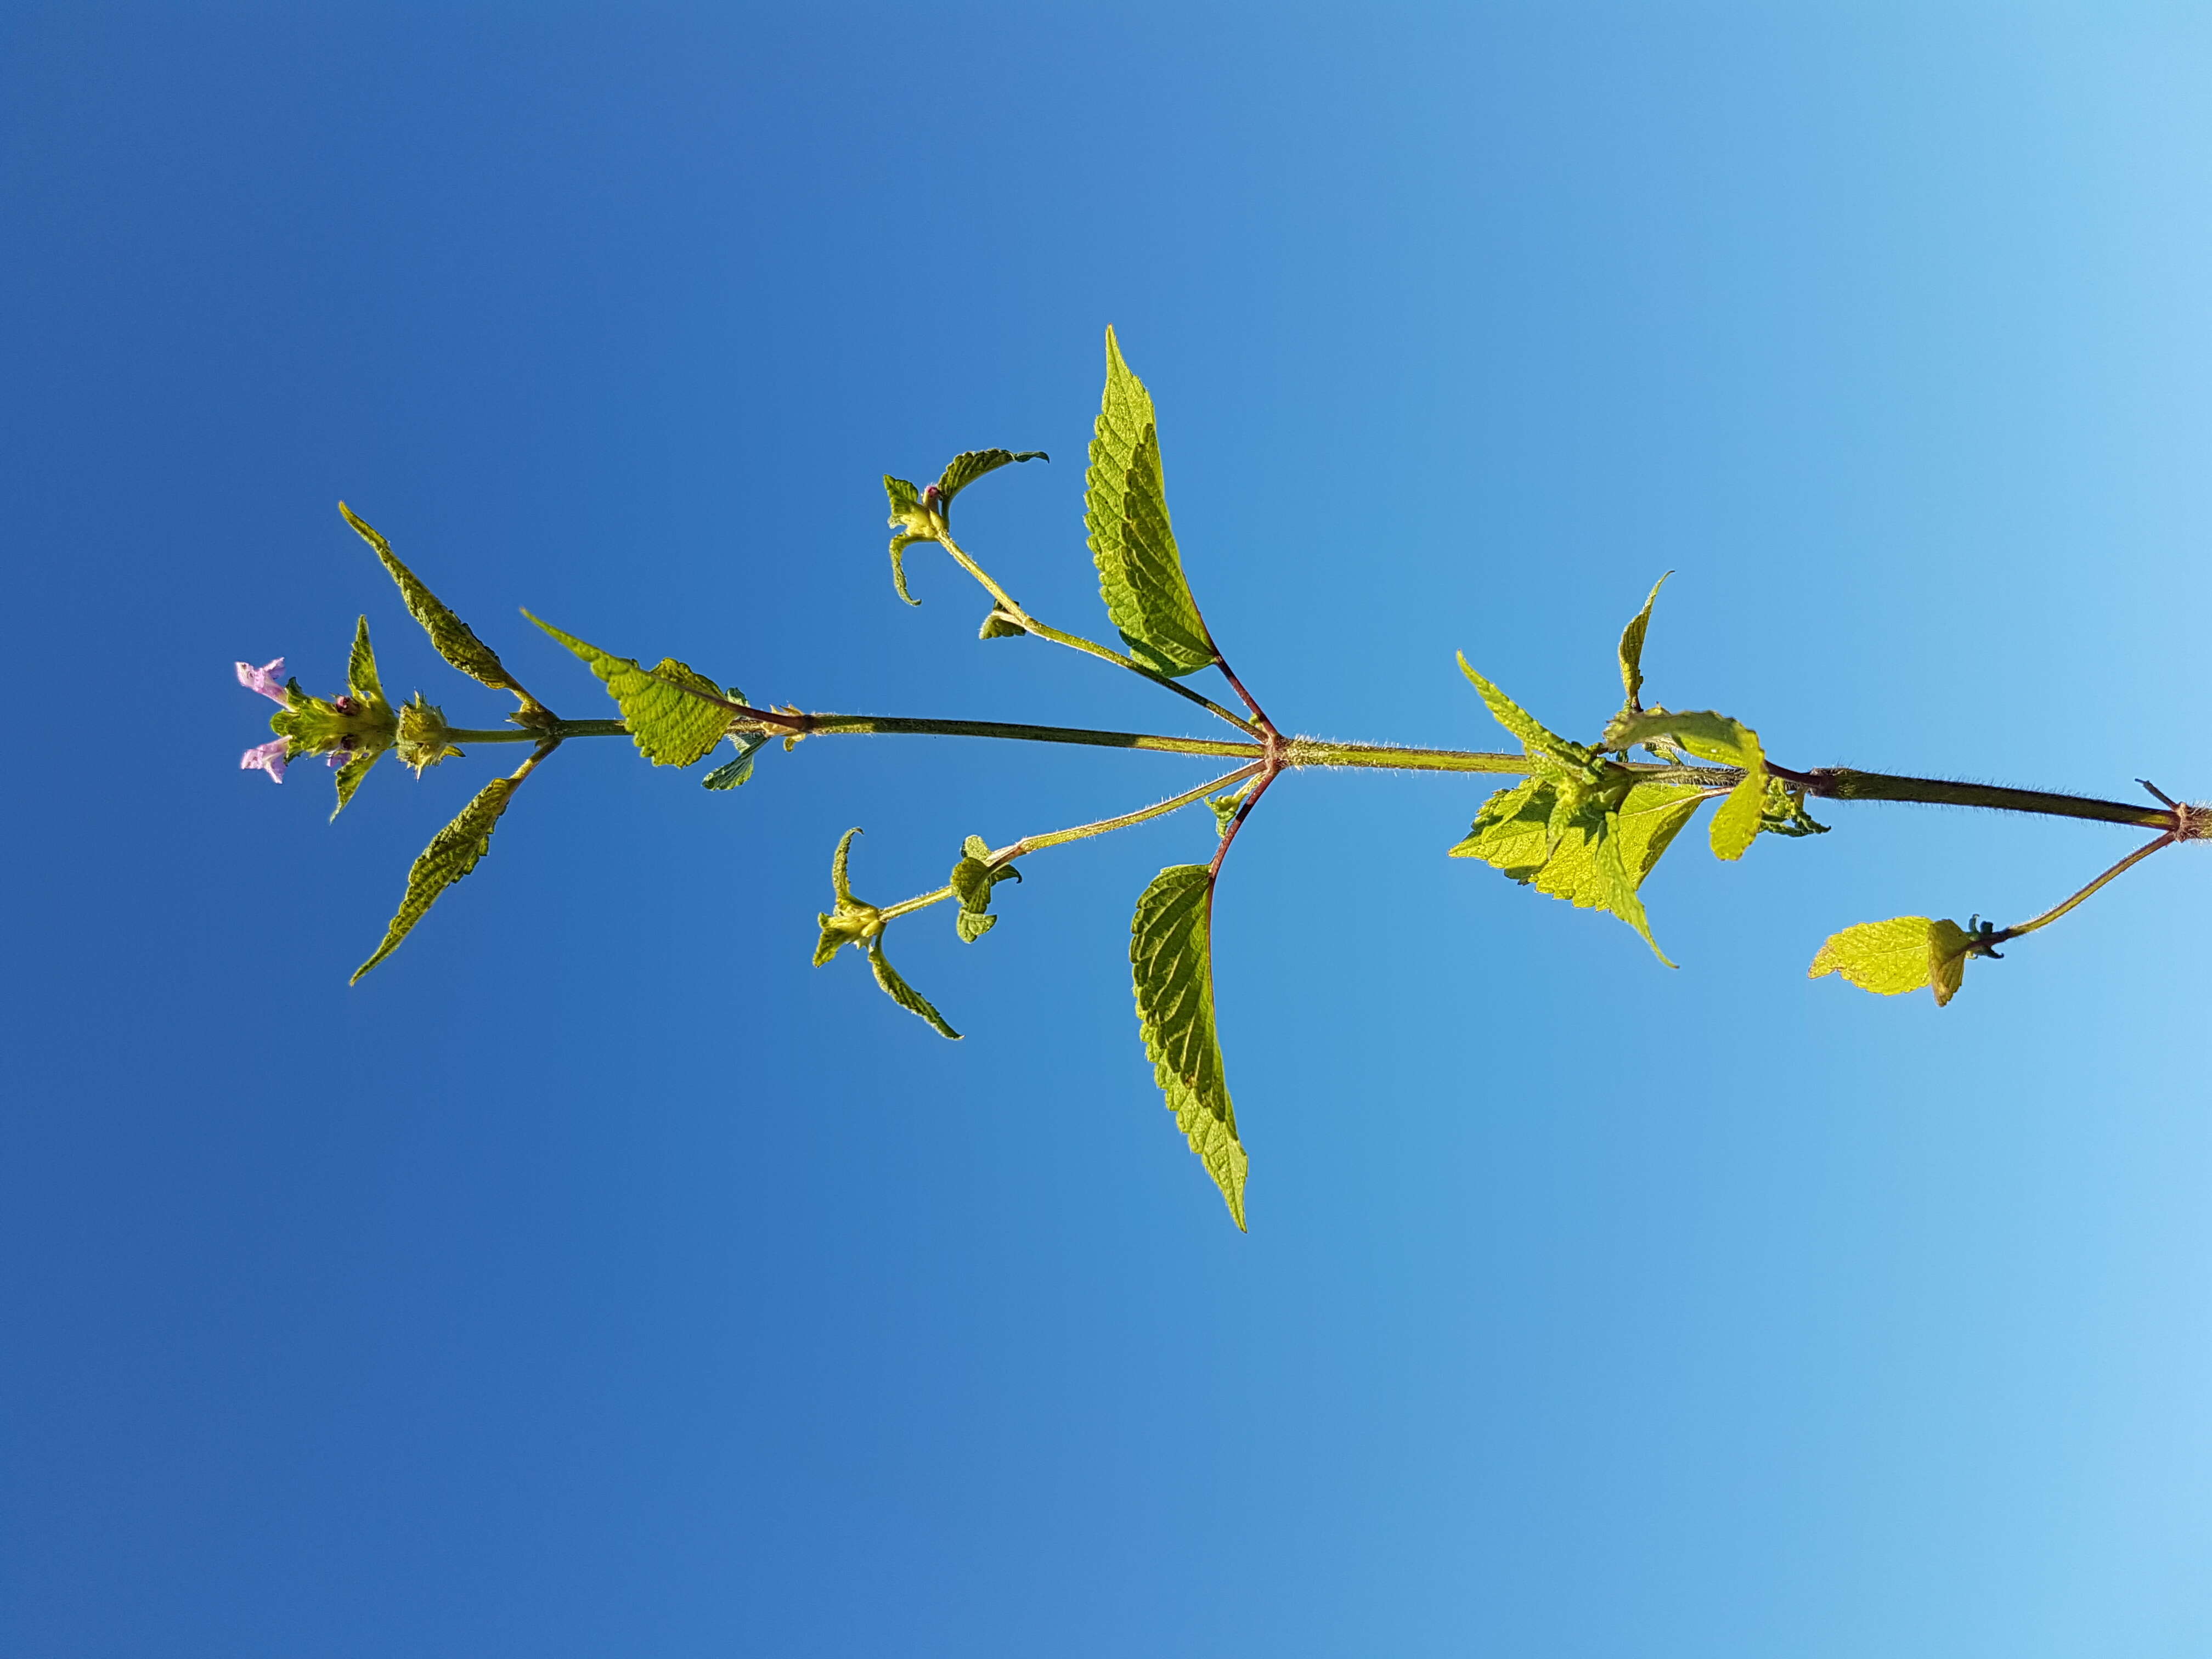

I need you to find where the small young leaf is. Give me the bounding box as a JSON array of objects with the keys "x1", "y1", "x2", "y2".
[
  {"x1": 1809, "y1": 915, "x2": 1978, "y2": 1005},
  {"x1": 978, "y1": 610, "x2": 1025, "y2": 640},
  {"x1": 1617, "y1": 572, "x2": 1670, "y2": 710},
  {"x1": 1130, "y1": 864, "x2": 1247, "y2": 1229},
  {"x1": 884, "y1": 475, "x2": 935, "y2": 606},
  {"x1": 949, "y1": 837, "x2": 1020, "y2": 944},
  {"x1": 701, "y1": 732, "x2": 768, "y2": 791},
  {"x1": 523, "y1": 614, "x2": 733, "y2": 767},
  {"x1": 346, "y1": 614, "x2": 385, "y2": 706},
  {"x1": 1602, "y1": 707, "x2": 1762, "y2": 772},
  {"x1": 1086, "y1": 329, "x2": 1218, "y2": 678},
  {"x1": 340, "y1": 503, "x2": 538, "y2": 708},
  {"x1": 1757, "y1": 777, "x2": 1829, "y2": 838},
  {"x1": 935, "y1": 449, "x2": 1047, "y2": 506},
  {"x1": 1455, "y1": 657, "x2": 1591, "y2": 773},
  {"x1": 867, "y1": 938, "x2": 961, "y2": 1040},
  {"x1": 330, "y1": 748, "x2": 383, "y2": 821},
  {"x1": 1207, "y1": 783, "x2": 1251, "y2": 836},
  {"x1": 351, "y1": 773, "x2": 522, "y2": 983}
]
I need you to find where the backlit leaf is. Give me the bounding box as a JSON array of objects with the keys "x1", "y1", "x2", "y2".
[
  {"x1": 1130, "y1": 864, "x2": 1246, "y2": 1228},
  {"x1": 523, "y1": 614, "x2": 733, "y2": 767},
  {"x1": 1086, "y1": 329, "x2": 1217, "y2": 677},
  {"x1": 1456, "y1": 657, "x2": 1591, "y2": 773},
  {"x1": 1809, "y1": 916, "x2": 1978, "y2": 1005},
  {"x1": 936, "y1": 449, "x2": 1047, "y2": 505}
]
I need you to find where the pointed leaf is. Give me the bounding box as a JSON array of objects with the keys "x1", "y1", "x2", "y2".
[
  {"x1": 866, "y1": 938, "x2": 961, "y2": 1039},
  {"x1": 330, "y1": 746, "x2": 383, "y2": 821},
  {"x1": 340, "y1": 503, "x2": 537, "y2": 706},
  {"x1": 701, "y1": 732, "x2": 768, "y2": 791},
  {"x1": 523, "y1": 614, "x2": 733, "y2": 766},
  {"x1": 351, "y1": 773, "x2": 522, "y2": 982},
  {"x1": 1085, "y1": 329, "x2": 1217, "y2": 677},
  {"x1": 346, "y1": 614, "x2": 385, "y2": 705},
  {"x1": 1129, "y1": 864, "x2": 1247, "y2": 1229},
  {"x1": 936, "y1": 449, "x2": 1047, "y2": 505},
  {"x1": 1617, "y1": 572, "x2": 1670, "y2": 710},
  {"x1": 1456, "y1": 657, "x2": 1590, "y2": 771}
]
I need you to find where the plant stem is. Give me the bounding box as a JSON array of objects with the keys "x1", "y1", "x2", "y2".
[
  {"x1": 1989, "y1": 833, "x2": 2178, "y2": 945},
  {"x1": 452, "y1": 714, "x2": 2186, "y2": 836},
  {"x1": 1776, "y1": 765, "x2": 2172, "y2": 831},
  {"x1": 931, "y1": 526, "x2": 1261, "y2": 735},
  {"x1": 877, "y1": 763, "x2": 1265, "y2": 922}
]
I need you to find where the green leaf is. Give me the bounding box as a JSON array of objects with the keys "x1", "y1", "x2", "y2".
[
  {"x1": 831, "y1": 825, "x2": 859, "y2": 905},
  {"x1": 1601, "y1": 708, "x2": 1768, "y2": 861},
  {"x1": 522, "y1": 614, "x2": 733, "y2": 767},
  {"x1": 330, "y1": 747, "x2": 383, "y2": 821},
  {"x1": 949, "y1": 837, "x2": 1021, "y2": 944},
  {"x1": 1129, "y1": 864, "x2": 1247, "y2": 1229},
  {"x1": 884, "y1": 475, "x2": 934, "y2": 606},
  {"x1": 978, "y1": 610, "x2": 1025, "y2": 640},
  {"x1": 1617, "y1": 572, "x2": 1670, "y2": 710},
  {"x1": 351, "y1": 773, "x2": 522, "y2": 983},
  {"x1": 1085, "y1": 328, "x2": 1218, "y2": 677},
  {"x1": 1709, "y1": 775, "x2": 1767, "y2": 861},
  {"x1": 340, "y1": 503, "x2": 538, "y2": 708},
  {"x1": 813, "y1": 829, "x2": 881, "y2": 965},
  {"x1": 1455, "y1": 656, "x2": 1592, "y2": 773},
  {"x1": 1757, "y1": 776, "x2": 1829, "y2": 838},
  {"x1": 867, "y1": 937, "x2": 961, "y2": 1039},
  {"x1": 1207, "y1": 782, "x2": 1251, "y2": 836},
  {"x1": 1448, "y1": 778, "x2": 1704, "y2": 966},
  {"x1": 1809, "y1": 915, "x2": 1979, "y2": 1006},
  {"x1": 346, "y1": 614, "x2": 385, "y2": 706},
  {"x1": 936, "y1": 449, "x2": 1047, "y2": 505},
  {"x1": 701, "y1": 733, "x2": 768, "y2": 791}
]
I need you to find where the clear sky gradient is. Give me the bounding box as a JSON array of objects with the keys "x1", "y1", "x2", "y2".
[{"x1": 7, "y1": 5, "x2": 2211, "y2": 1654}]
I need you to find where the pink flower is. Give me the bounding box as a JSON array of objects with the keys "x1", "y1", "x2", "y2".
[
  {"x1": 240, "y1": 739, "x2": 288, "y2": 783},
  {"x1": 235, "y1": 658, "x2": 289, "y2": 703}
]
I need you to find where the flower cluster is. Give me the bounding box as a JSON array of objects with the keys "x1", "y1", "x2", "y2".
[{"x1": 233, "y1": 619, "x2": 403, "y2": 815}]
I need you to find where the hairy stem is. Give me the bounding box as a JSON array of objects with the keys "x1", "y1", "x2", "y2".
[
  {"x1": 877, "y1": 762, "x2": 1265, "y2": 922},
  {"x1": 1990, "y1": 833, "x2": 2178, "y2": 945},
  {"x1": 932, "y1": 526, "x2": 1260, "y2": 735}
]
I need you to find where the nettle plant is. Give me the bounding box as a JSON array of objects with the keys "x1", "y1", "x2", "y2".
[{"x1": 238, "y1": 329, "x2": 2202, "y2": 1229}]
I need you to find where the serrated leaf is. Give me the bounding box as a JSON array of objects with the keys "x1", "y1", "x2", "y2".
[
  {"x1": 1810, "y1": 916, "x2": 1936, "y2": 995},
  {"x1": 702, "y1": 732, "x2": 768, "y2": 791},
  {"x1": 1617, "y1": 572, "x2": 1670, "y2": 710},
  {"x1": 351, "y1": 773, "x2": 521, "y2": 983},
  {"x1": 1455, "y1": 656, "x2": 1591, "y2": 772},
  {"x1": 949, "y1": 838, "x2": 1020, "y2": 944},
  {"x1": 330, "y1": 747, "x2": 383, "y2": 821},
  {"x1": 936, "y1": 449, "x2": 1047, "y2": 505},
  {"x1": 1130, "y1": 864, "x2": 1246, "y2": 1229},
  {"x1": 522, "y1": 614, "x2": 732, "y2": 767},
  {"x1": 866, "y1": 938, "x2": 960, "y2": 1039},
  {"x1": 978, "y1": 610, "x2": 1025, "y2": 640},
  {"x1": 1449, "y1": 779, "x2": 1702, "y2": 965},
  {"x1": 346, "y1": 614, "x2": 385, "y2": 706},
  {"x1": 1085, "y1": 329, "x2": 1217, "y2": 678},
  {"x1": 340, "y1": 503, "x2": 537, "y2": 707},
  {"x1": 1808, "y1": 915, "x2": 1977, "y2": 1005}
]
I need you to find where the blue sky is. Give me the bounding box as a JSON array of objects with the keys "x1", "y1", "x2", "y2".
[{"x1": 7, "y1": 4, "x2": 2212, "y2": 1653}]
